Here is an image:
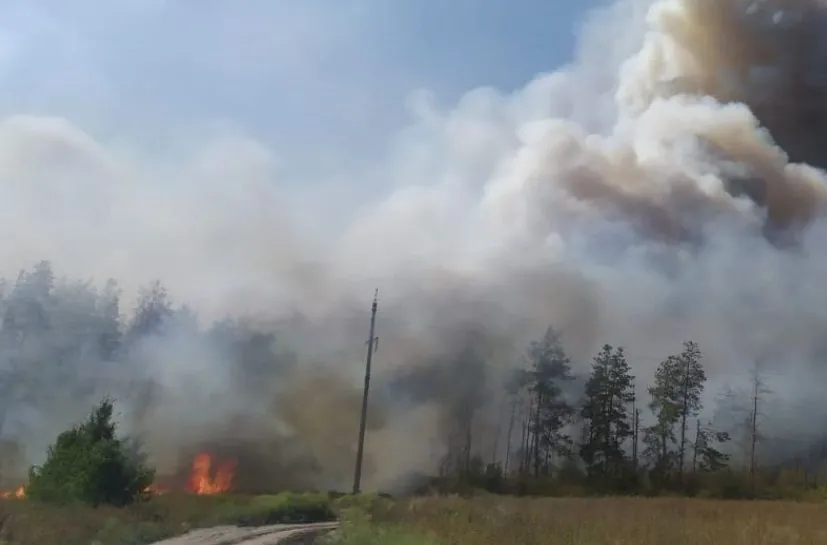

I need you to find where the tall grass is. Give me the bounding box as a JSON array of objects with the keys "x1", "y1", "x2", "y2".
[
  {"x1": 0, "y1": 492, "x2": 337, "y2": 545},
  {"x1": 4, "y1": 490, "x2": 826, "y2": 544},
  {"x1": 332, "y1": 495, "x2": 827, "y2": 545}
]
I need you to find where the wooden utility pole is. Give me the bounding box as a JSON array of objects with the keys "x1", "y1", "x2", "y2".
[{"x1": 353, "y1": 289, "x2": 379, "y2": 494}]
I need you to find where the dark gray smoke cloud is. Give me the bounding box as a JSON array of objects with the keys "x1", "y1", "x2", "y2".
[{"x1": 3, "y1": 0, "x2": 827, "y2": 489}]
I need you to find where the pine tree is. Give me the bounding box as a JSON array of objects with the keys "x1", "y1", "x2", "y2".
[
  {"x1": 525, "y1": 327, "x2": 575, "y2": 476},
  {"x1": 643, "y1": 341, "x2": 707, "y2": 486},
  {"x1": 97, "y1": 279, "x2": 122, "y2": 360},
  {"x1": 643, "y1": 356, "x2": 680, "y2": 484},
  {"x1": 675, "y1": 341, "x2": 706, "y2": 483},
  {"x1": 692, "y1": 419, "x2": 731, "y2": 473},
  {"x1": 127, "y1": 280, "x2": 172, "y2": 342},
  {"x1": 580, "y1": 344, "x2": 635, "y2": 486}
]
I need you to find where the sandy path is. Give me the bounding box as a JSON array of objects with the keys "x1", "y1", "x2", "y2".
[{"x1": 149, "y1": 522, "x2": 339, "y2": 545}]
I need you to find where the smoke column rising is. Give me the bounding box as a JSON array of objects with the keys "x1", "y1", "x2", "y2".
[{"x1": 3, "y1": 0, "x2": 827, "y2": 488}]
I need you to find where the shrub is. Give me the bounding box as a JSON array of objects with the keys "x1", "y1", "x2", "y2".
[
  {"x1": 26, "y1": 397, "x2": 155, "y2": 506},
  {"x1": 220, "y1": 492, "x2": 337, "y2": 526}
]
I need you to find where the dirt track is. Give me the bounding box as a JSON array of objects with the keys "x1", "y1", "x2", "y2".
[{"x1": 149, "y1": 522, "x2": 339, "y2": 545}]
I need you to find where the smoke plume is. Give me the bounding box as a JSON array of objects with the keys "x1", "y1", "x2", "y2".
[{"x1": 2, "y1": 0, "x2": 827, "y2": 489}]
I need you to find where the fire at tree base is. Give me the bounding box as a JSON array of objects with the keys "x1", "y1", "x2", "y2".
[{"x1": 0, "y1": 451, "x2": 238, "y2": 500}]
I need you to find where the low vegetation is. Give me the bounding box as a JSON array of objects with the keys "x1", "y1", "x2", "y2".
[
  {"x1": 5, "y1": 267, "x2": 827, "y2": 545},
  {"x1": 425, "y1": 327, "x2": 827, "y2": 501},
  {"x1": 5, "y1": 490, "x2": 827, "y2": 545},
  {"x1": 217, "y1": 492, "x2": 337, "y2": 526},
  {"x1": 328, "y1": 494, "x2": 827, "y2": 545},
  {"x1": 0, "y1": 400, "x2": 338, "y2": 545},
  {"x1": 26, "y1": 398, "x2": 154, "y2": 507},
  {"x1": 0, "y1": 492, "x2": 338, "y2": 545}
]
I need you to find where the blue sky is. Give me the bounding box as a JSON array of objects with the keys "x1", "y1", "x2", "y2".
[
  {"x1": 0, "y1": 0, "x2": 602, "y2": 168},
  {"x1": 0, "y1": 0, "x2": 610, "y2": 301}
]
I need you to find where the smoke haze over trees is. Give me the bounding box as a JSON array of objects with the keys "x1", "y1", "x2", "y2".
[{"x1": 4, "y1": 0, "x2": 827, "y2": 495}]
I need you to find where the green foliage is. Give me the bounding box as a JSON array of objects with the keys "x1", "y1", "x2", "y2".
[
  {"x1": 694, "y1": 424, "x2": 731, "y2": 473},
  {"x1": 672, "y1": 341, "x2": 707, "y2": 477},
  {"x1": 643, "y1": 341, "x2": 708, "y2": 485},
  {"x1": 92, "y1": 518, "x2": 170, "y2": 545},
  {"x1": 325, "y1": 524, "x2": 437, "y2": 545},
  {"x1": 450, "y1": 334, "x2": 747, "y2": 499},
  {"x1": 26, "y1": 398, "x2": 154, "y2": 506},
  {"x1": 0, "y1": 493, "x2": 338, "y2": 545},
  {"x1": 580, "y1": 344, "x2": 636, "y2": 483},
  {"x1": 516, "y1": 326, "x2": 576, "y2": 476},
  {"x1": 328, "y1": 499, "x2": 437, "y2": 545},
  {"x1": 213, "y1": 492, "x2": 337, "y2": 526}
]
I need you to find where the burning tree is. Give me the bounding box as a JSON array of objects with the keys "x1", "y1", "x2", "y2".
[{"x1": 26, "y1": 397, "x2": 154, "y2": 506}]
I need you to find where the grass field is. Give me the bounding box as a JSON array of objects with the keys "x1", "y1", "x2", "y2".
[
  {"x1": 0, "y1": 492, "x2": 337, "y2": 545},
  {"x1": 1, "y1": 492, "x2": 826, "y2": 544},
  {"x1": 330, "y1": 495, "x2": 827, "y2": 545}
]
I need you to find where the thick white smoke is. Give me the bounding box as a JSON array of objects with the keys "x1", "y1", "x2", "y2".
[{"x1": 3, "y1": 0, "x2": 827, "y2": 488}]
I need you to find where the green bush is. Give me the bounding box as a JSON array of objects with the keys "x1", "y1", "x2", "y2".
[
  {"x1": 26, "y1": 398, "x2": 155, "y2": 506},
  {"x1": 214, "y1": 492, "x2": 337, "y2": 526},
  {"x1": 326, "y1": 501, "x2": 437, "y2": 545}
]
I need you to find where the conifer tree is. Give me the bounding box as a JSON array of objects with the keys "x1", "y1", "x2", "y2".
[
  {"x1": 580, "y1": 344, "x2": 635, "y2": 485},
  {"x1": 525, "y1": 327, "x2": 575, "y2": 475}
]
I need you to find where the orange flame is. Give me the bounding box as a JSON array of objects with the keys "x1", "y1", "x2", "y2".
[
  {"x1": 0, "y1": 486, "x2": 25, "y2": 499},
  {"x1": 187, "y1": 453, "x2": 235, "y2": 495},
  {"x1": 0, "y1": 453, "x2": 236, "y2": 499},
  {"x1": 0, "y1": 484, "x2": 165, "y2": 499}
]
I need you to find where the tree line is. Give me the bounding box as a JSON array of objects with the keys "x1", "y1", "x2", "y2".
[
  {"x1": 0, "y1": 260, "x2": 296, "y2": 483},
  {"x1": 0, "y1": 260, "x2": 822, "y2": 499},
  {"x1": 436, "y1": 327, "x2": 820, "y2": 500}
]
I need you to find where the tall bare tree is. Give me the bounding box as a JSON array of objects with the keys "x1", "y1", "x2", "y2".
[{"x1": 747, "y1": 360, "x2": 772, "y2": 493}]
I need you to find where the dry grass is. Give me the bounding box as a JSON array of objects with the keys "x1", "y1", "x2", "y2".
[
  {"x1": 0, "y1": 492, "x2": 337, "y2": 545},
  {"x1": 340, "y1": 495, "x2": 827, "y2": 545},
  {"x1": 3, "y1": 491, "x2": 825, "y2": 545}
]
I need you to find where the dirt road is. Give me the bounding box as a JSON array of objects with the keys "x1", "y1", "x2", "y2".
[{"x1": 149, "y1": 522, "x2": 339, "y2": 545}]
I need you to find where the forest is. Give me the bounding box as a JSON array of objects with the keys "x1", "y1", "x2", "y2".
[
  {"x1": 436, "y1": 326, "x2": 827, "y2": 500},
  {"x1": 0, "y1": 258, "x2": 823, "y2": 501},
  {"x1": 0, "y1": 258, "x2": 301, "y2": 485}
]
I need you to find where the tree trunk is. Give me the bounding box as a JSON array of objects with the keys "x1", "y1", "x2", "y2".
[
  {"x1": 464, "y1": 416, "x2": 473, "y2": 474},
  {"x1": 750, "y1": 372, "x2": 759, "y2": 493},
  {"x1": 503, "y1": 395, "x2": 517, "y2": 475},
  {"x1": 678, "y1": 357, "x2": 691, "y2": 483},
  {"x1": 632, "y1": 408, "x2": 640, "y2": 470},
  {"x1": 606, "y1": 389, "x2": 616, "y2": 480},
  {"x1": 600, "y1": 385, "x2": 611, "y2": 479},
  {"x1": 491, "y1": 396, "x2": 506, "y2": 466},
  {"x1": 692, "y1": 419, "x2": 700, "y2": 473},
  {"x1": 520, "y1": 398, "x2": 531, "y2": 474},
  {"x1": 533, "y1": 392, "x2": 543, "y2": 477}
]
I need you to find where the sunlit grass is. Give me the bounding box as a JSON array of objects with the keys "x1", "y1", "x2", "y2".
[{"x1": 333, "y1": 495, "x2": 827, "y2": 545}]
